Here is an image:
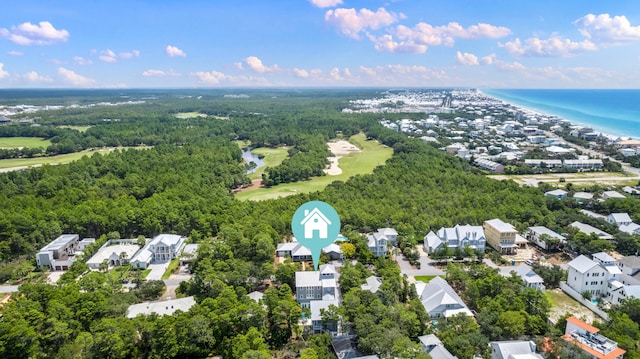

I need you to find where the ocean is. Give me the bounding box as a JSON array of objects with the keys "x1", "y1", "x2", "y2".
[{"x1": 481, "y1": 89, "x2": 640, "y2": 139}]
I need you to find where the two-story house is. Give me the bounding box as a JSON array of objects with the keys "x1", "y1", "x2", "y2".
[
  {"x1": 367, "y1": 228, "x2": 398, "y2": 257},
  {"x1": 415, "y1": 276, "x2": 473, "y2": 319},
  {"x1": 606, "y1": 213, "x2": 633, "y2": 227},
  {"x1": 567, "y1": 252, "x2": 621, "y2": 298},
  {"x1": 130, "y1": 233, "x2": 187, "y2": 269},
  {"x1": 295, "y1": 263, "x2": 338, "y2": 309},
  {"x1": 423, "y1": 224, "x2": 486, "y2": 253},
  {"x1": 36, "y1": 234, "x2": 81, "y2": 270}
]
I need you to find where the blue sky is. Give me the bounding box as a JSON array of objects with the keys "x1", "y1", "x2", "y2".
[{"x1": 1, "y1": 0, "x2": 639, "y2": 88}]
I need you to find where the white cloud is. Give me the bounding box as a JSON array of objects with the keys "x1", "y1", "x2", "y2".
[
  {"x1": 500, "y1": 36, "x2": 596, "y2": 57},
  {"x1": 165, "y1": 45, "x2": 186, "y2": 57},
  {"x1": 192, "y1": 70, "x2": 228, "y2": 84},
  {"x1": 309, "y1": 0, "x2": 342, "y2": 8},
  {"x1": 99, "y1": 49, "x2": 118, "y2": 63},
  {"x1": 191, "y1": 69, "x2": 270, "y2": 86},
  {"x1": 0, "y1": 21, "x2": 69, "y2": 45},
  {"x1": 481, "y1": 54, "x2": 496, "y2": 65},
  {"x1": 73, "y1": 56, "x2": 93, "y2": 65},
  {"x1": 456, "y1": 51, "x2": 479, "y2": 66},
  {"x1": 119, "y1": 50, "x2": 140, "y2": 59},
  {"x1": 7, "y1": 50, "x2": 23, "y2": 56},
  {"x1": 293, "y1": 68, "x2": 309, "y2": 78},
  {"x1": 493, "y1": 59, "x2": 527, "y2": 72},
  {"x1": 325, "y1": 7, "x2": 400, "y2": 39},
  {"x1": 358, "y1": 64, "x2": 447, "y2": 84},
  {"x1": 243, "y1": 56, "x2": 280, "y2": 73},
  {"x1": 0, "y1": 63, "x2": 9, "y2": 79},
  {"x1": 58, "y1": 67, "x2": 95, "y2": 86},
  {"x1": 142, "y1": 69, "x2": 180, "y2": 77},
  {"x1": 372, "y1": 21, "x2": 510, "y2": 53},
  {"x1": 576, "y1": 14, "x2": 640, "y2": 44},
  {"x1": 23, "y1": 71, "x2": 53, "y2": 83}
]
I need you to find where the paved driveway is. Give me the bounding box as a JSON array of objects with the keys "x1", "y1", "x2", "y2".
[
  {"x1": 0, "y1": 285, "x2": 20, "y2": 293},
  {"x1": 146, "y1": 261, "x2": 171, "y2": 281},
  {"x1": 393, "y1": 247, "x2": 446, "y2": 278}
]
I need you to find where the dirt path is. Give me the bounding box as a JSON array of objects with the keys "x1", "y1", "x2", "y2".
[{"x1": 233, "y1": 179, "x2": 263, "y2": 193}]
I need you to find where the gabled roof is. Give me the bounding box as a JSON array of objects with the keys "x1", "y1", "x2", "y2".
[
  {"x1": 608, "y1": 213, "x2": 632, "y2": 223},
  {"x1": 130, "y1": 248, "x2": 152, "y2": 264},
  {"x1": 618, "y1": 255, "x2": 640, "y2": 269},
  {"x1": 620, "y1": 223, "x2": 640, "y2": 235},
  {"x1": 573, "y1": 192, "x2": 594, "y2": 199},
  {"x1": 623, "y1": 285, "x2": 640, "y2": 299},
  {"x1": 509, "y1": 264, "x2": 544, "y2": 284},
  {"x1": 567, "y1": 255, "x2": 598, "y2": 273},
  {"x1": 569, "y1": 221, "x2": 613, "y2": 240},
  {"x1": 592, "y1": 252, "x2": 616, "y2": 263},
  {"x1": 150, "y1": 234, "x2": 186, "y2": 247},
  {"x1": 602, "y1": 191, "x2": 625, "y2": 199},
  {"x1": 361, "y1": 276, "x2": 382, "y2": 293},
  {"x1": 377, "y1": 228, "x2": 398, "y2": 236},
  {"x1": 418, "y1": 277, "x2": 472, "y2": 317},
  {"x1": 319, "y1": 264, "x2": 336, "y2": 275},
  {"x1": 127, "y1": 296, "x2": 196, "y2": 318},
  {"x1": 545, "y1": 189, "x2": 568, "y2": 196},
  {"x1": 528, "y1": 226, "x2": 565, "y2": 240},
  {"x1": 248, "y1": 291, "x2": 264, "y2": 302},
  {"x1": 424, "y1": 231, "x2": 444, "y2": 249}
]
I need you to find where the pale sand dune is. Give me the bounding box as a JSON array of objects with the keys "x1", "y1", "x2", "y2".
[{"x1": 324, "y1": 140, "x2": 361, "y2": 175}]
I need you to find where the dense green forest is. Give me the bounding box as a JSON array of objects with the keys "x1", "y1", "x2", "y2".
[{"x1": 0, "y1": 90, "x2": 639, "y2": 358}]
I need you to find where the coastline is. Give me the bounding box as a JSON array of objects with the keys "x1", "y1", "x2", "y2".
[{"x1": 478, "y1": 89, "x2": 638, "y2": 140}]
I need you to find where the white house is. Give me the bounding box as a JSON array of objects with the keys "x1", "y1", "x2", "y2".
[
  {"x1": 423, "y1": 224, "x2": 486, "y2": 253},
  {"x1": 607, "y1": 213, "x2": 633, "y2": 227},
  {"x1": 418, "y1": 335, "x2": 457, "y2": 359},
  {"x1": 295, "y1": 264, "x2": 338, "y2": 308},
  {"x1": 489, "y1": 341, "x2": 543, "y2": 359},
  {"x1": 602, "y1": 191, "x2": 626, "y2": 200},
  {"x1": 569, "y1": 221, "x2": 614, "y2": 240},
  {"x1": 36, "y1": 234, "x2": 81, "y2": 271},
  {"x1": 301, "y1": 208, "x2": 332, "y2": 239},
  {"x1": 361, "y1": 276, "x2": 382, "y2": 294},
  {"x1": 86, "y1": 241, "x2": 140, "y2": 269},
  {"x1": 507, "y1": 264, "x2": 545, "y2": 290},
  {"x1": 528, "y1": 226, "x2": 566, "y2": 250},
  {"x1": 415, "y1": 277, "x2": 473, "y2": 319},
  {"x1": 367, "y1": 228, "x2": 398, "y2": 257},
  {"x1": 310, "y1": 299, "x2": 340, "y2": 335},
  {"x1": 277, "y1": 238, "x2": 344, "y2": 261},
  {"x1": 126, "y1": 296, "x2": 196, "y2": 318},
  {"x1": 129, "y1": 234, "x2": 187, "y2": 269},
  {"x1": 620, "y1": 223, "x2": 640, "y2": 235},
  {"x1": 567, "y1": 252, "x2": 621, "y2": 298}
]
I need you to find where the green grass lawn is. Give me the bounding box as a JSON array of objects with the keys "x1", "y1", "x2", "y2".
[
  {"x1": 248, "y1": 147, "x2": 289, "y2": 180},
  {"x1": 414, "y1": 275, "x2": 438, "y2": 283},
  {"x1": 0, "y1": 147, "x2": 146, "y2": 170},
  {"x1": 162, "y1": 259, "x2": 180, "y2": 280},
  {"x1": 235, "y1": 133, "x2": 393, "y2": 201},
  {"x1": 0, "y1": 137, "x2": 52, "y2": 149},
  {"x1": 57, "y1": 125, "x2": 93, "y2": 132}
]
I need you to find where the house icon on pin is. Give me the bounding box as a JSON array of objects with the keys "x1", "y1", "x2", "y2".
[{"x1": 300, "y1": 208, "x2": 332, "y2": 239}]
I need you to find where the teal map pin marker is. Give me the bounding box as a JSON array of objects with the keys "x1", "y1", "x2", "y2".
[{"x1": 291, "y1": 200, "x2": 341, "y2": 270}]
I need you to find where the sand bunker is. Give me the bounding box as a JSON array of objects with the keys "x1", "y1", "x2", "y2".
[{"x1": 324, "y1": 140, "x2": 361, "y2": 175}]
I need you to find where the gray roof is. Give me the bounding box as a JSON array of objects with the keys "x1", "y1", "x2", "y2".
[
  {"x1": 624, "y1": 285, "x2": 640, "y2": 299},
  {"x1": 509, "y1": 264, "x2": 544, "y2": 284},
  {"x1": 568, "y1": 255, "x2": 598, "y2": 273},
  {"x1": 40, "y1": 234, "x2": 79, "y2": 252},
  {"x1": 418, "y1": 335, "x2": 457, "y2": 359},
  {"x1": 569, "y1": 221, "x2": 613, "y2": 240},
  {"x1": 545, "y1": 189, "x2": 568, "y2": 196},
  {"x1": 618, "y1": 256, "x2": 640, "y2": 269},
  {"x1": 310, "y1": 299, "x2": 339, "y2": 321},
  {"x1": 424, "y1": 231, "x2": 444, "y2": 249},
  {"x1": 150, "y1": 233, "x2": 186, "y2": 247},
  {"x1": 603, "y1": 191, "x2": 626, "y2": 199},
  {"x1": 592, "y1": 252, "x2": 616, "y2": 263},
  {"x1": 620, "y1": 223, "x2": 640, "y2": 234},
  {"x1": 418, "y1": 276, "x2": 472, "y2": 317},
  {"x1": 608, "y1": 213, "x2": 632, "y2": 223},
  {"x1": 181, "y1": 243, "x2": 199, "y2": 257},
  {"x1": 378, "y1": 228, "x2": 398, "y2": 236},
  {"x1": 490, "y1": 341, "x2": 541, "y2": 359},
  {"x1": 573, "y1": 192, "x2": 594, "y2": 199},
  {"x1": 361, "y1": 276, "x2": 382, "y2": 293},
  {"x1": 580, "y1": 209, "x2": 606, "y2": 219},
  {"x1": 248, "y1": 291, "x2": 264, "y2": 302},
  {"x1": 296, "y1": 271, "x2": 322, "y2": 288},
  {"x1": 528, "y1": 226, "x2": 565, "y2": 240},
  {"x1": 127, "y1": 296, "x2": 196, "y2": 318}
]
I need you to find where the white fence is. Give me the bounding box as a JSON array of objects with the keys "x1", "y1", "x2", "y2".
[{"x1": 559, "y1": 282, "x2": 609, "y2": 320}]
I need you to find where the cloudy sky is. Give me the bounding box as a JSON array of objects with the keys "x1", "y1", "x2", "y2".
[{"x1": 1, "y1": 0, "x2": 640, "y2": 88}]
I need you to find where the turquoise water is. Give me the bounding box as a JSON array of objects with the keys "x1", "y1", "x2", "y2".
[{"x1": 482, "y1": 89, "x2": 640, "y2": 139}]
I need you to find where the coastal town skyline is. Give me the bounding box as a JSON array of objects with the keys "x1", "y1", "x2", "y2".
[{"x1": 1, "y1": 0, "x2": 640, "y2": 88}]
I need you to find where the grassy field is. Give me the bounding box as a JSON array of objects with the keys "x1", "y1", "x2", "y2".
[
  {"x1": 235, "y1": 133, "x2": 393, "y2": 201},
  {"x1": 414, "y1": 275, "x2": 438, "y2": 283},
  {"x1": 174, "y1": 112, "x2": 208, "y2": 119},
  {"x1": 546, "y1": 288, "x2": 596, "y2": 324},
  {"x1": 0, "y1": 147, "x2": 145, "y2": 170},
  {"x1": 0, "y1": 137, "x2": 52, "y2": 149},
  {"x1": 57, "y1": 125, "x2": 92, "y2": 132},
  {"x1": 162, "y1": 259, "x2": 180, "y2": 280},
  {"x1": 248, "y1": 147, "x2": 289, "y2": 180}
]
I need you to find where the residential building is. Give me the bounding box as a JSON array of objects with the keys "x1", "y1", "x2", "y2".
[
  {"x1": 484, "y1": 219, "x2": 518, "y2": 254},
  {"x1": 619, "y1": 223, "x2": 640, "y2": 235},
  {"x1": 423, "y1": 224, "x2": 486, "y2": 253},
  {"x1": 418, "y1": 335, "x2": 457, "y2": 359},
  {"x1": 561, "y1": 317, "x2": 625, "y2": 359},
  {"x1": 622, "y1": 186, "x2": 640, "y2": 196},
  {"x1": 361, "y1": 276, "x2": 382, "y2": 294},
  {"x1": 179, "y1": 243, "x2": 199, "y2": 266},
  {"x1": 277, "y1": 239, "x2": 312, "y2": 261},
  {"x1": 524, "y1": 159, "x2": 562, "y2": 168},
  {"x1": 528, "y1": 226, "x2": 566, "y2": 250},
  {"x1": 415, "y1": 276, "x2": 473, "y2": 319},
  {"x1": 127, "y1": 296, "x2": 196, "y2": 318},
  {"x1": 602, "y1": 191, "x2": 626, "y2": 200},
  {"x1": 474, "y1": 158, "x2": 504, "y2": 172},
  {"x1": 295, "y1": 264, "x2": 338, "y2": 308},
  {"x1": 377, "y1": 228, "x2": 398, "y2": 245},
  {"x1": 130, "y1": 233, "x2": 187, "y2": 269},
  {"x1": 573, "y1": 192, "x2": 594, "y2": 202},
  {"x1": 36, "y1": 234, "x2": 81, "y2": 270},
  {"x1": 545, "y1": 189, "x2": 568, "y2": 199},
  {"x1": 248, "y1": 291, "x2": 264, "y2": 303},
  {"x1": 86, "y1": 240, "x2": 140, "y2": 269},
  {"x1": 507, "y1": 264, "x2": 545, "y2": 290},
  {"x1": 567, "y1": 253, "x2": 620, "y2": 298},
  {"x1": 606, "y1": 213, "x2": 633, "y2": 227},
  {"x1": 310, "y1": 299, "x2": 340, "y2": 335},
  {"x1": 490, "y1": 341, "x2": 543, "y2": 359},
  {"x1": 563, "y1": 159, "x2": 603, "y2": 169},
  {"x1": 367, "y1": 229, "x2": 395, "y2": 257},
  {"x1": 608, "y1": 283, "x2": 640, "y2": 305},
  {"x1": 580, "y1": 210, "x2": 606, "y2": 220},
  {"x1": 569, "y1": 221, "x2": 614, "y2": 240}
]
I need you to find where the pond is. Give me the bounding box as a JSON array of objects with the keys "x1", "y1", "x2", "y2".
[{"x1": 241, "y1": 148, "x2": 265, "y2": 174}]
